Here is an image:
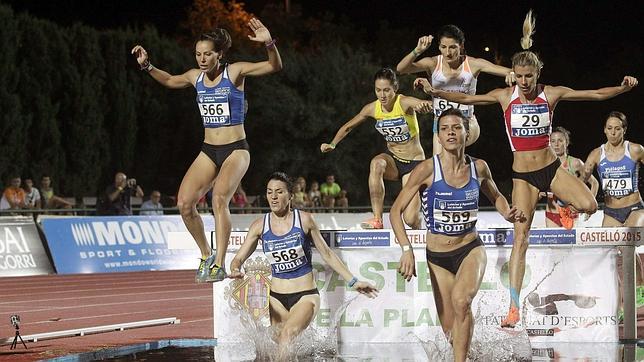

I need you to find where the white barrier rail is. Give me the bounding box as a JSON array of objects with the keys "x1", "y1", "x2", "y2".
[{"x1": 0, "y1": 317, "x2": 180, "y2": 345}]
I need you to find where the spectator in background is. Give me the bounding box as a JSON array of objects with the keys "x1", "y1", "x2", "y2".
[
  {"x1": 320, "y1": 174, "x2": 342, "y2": 208},
  {"x1": 295, "y1": 176, "x2": 307, "y2": 196},
  {"x1": 336, "y1": 189, "x2": 349, "y2": 212},
  {"x1": 0, "y1": 176, "x2": 26, "y2": 211},
  {"x1": 292, "y1": 183, "x2": 308, "y2": 209},
  {"x1": 23, "y1": 178, "x2": 41, "y2": 209},
  {"x1": 40, "y1": 175, "x2": 73, "y2": 210},
  {"x1": 231, "y1": 184, "x2": 249, "y2": 213},
  {"x1": 308, "y1": 181, "x2": 321, "y2": 208},
  {"x1": 140, "y1": 190, "x2": 164, "y2": 215},
  {"x1": 97, "y1": 172, "x2": 144, "y2": 216}
]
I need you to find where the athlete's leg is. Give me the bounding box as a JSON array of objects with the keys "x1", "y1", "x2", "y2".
[
  {"x1": 464, "y1": 117, "x2": 480, "y2": 147},
  {"x1": 625, "y1": 210, "x2": 644, "y2": 285},
  {"x1": 427, "y1": 262, "x2": 456, "y2": 335},
  {"x1": 362, "y1": 153, "x2": 397, "y2": 228},
  {"x1": 401, "y1": 172, "x2": 421, "y2": 229},
  {"x1": 502, "y1": 178, "x2": 539, "y2": 327},
  {"x1": 275, "y1": 295, "x2": 320, "y2": 345},
  {"x1": 177, "y1": 152, "x2": 218, "y2": 258},
  {"x1": 549, "y1": 167, "x2": 598, "y2": 214},
  {"x1": 451, "y1": 246, "x2": 486, "y2": 362},
  {"x1": 211, "y1": 150, "x2": 250, "y2": 267},
  {"x1": 368, "y1": 154, "x2": 398, "y2": 220},
  {"x1": 269, "y1": 296, "x2": 290, "y2": 326}
]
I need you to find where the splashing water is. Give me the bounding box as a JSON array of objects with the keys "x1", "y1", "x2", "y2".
[{"x1": 220, "y1": 294, "x2": 359, "y2": 361}]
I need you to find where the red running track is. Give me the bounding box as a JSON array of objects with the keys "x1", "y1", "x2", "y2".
[{"x1": 0, "y1": 270, "x2": 212, "y2": 362}]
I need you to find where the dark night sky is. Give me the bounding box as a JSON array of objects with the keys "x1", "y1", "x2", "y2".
[{"x1": 4, "y1": 0, "x2": 643, "y2": 163}]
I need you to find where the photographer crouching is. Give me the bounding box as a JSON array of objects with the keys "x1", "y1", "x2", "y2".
[{"x1": 97, "y1": 172, "x2": 144, "y2": 215}]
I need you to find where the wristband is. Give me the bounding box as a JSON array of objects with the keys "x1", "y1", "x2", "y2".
[
  {"x1": 411, "y1": 49, "x2": 420, "y2": 58},
  {"x1": 265, "y1": 38, "x2": 277, "y2": 49},
  {"x1": 140, "y1": 60, "x2": 154, "y2": 72},
  {"x1": 401, "y1": 244, "x2": 411, "y2": 252},
  {"x1": 328, "y1": 142, "x2": 336, "y2": 149},
  {"x1": 347, "y1": 276, "x2": 358, "y2": 288}
]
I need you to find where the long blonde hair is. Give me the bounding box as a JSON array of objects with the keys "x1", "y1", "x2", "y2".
[{"x1": 511, "y1": 10, "x2": 543, "y2": 70}]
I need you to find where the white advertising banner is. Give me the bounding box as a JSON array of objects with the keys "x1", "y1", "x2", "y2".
[{"x1": 213, "y1": 244, "x2": 619, "y2": 345}]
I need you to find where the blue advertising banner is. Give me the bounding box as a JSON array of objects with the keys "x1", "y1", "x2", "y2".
[
  {"x1": 41, "y1": 215, "x2": 215, "y2": 274},
  {"x1": 478, "y1": 228, "x2": 577, "y2": 246},
  {"x1": 334, "y1": 231, "x2": 391, "y2": 247}
]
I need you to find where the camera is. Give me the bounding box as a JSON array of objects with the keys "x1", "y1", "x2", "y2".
[
  {"x1": 10, "y1": 315, "x2": 20, "y2": 328},
  {"x1": 127, "y1": 178, "x2": 137, "y2": 188}
]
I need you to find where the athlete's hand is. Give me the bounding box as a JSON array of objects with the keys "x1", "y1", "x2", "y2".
[
  {"x1": 398, "y1": 250, "x2": 416, "y2": 282},
  {"x1": 320, "y1": 143, "x2": 335, "y2": 153},
  {"x1": 228, "y1": 269, "x2": 245, "y2": 279},
  {"x1": 352, "y1": 281, "x2": 379, "y2": 298},
  {"x1": 504, "y1": 206, "x2": 526, "y2": 223},
  {"x1": 415, "y1": 35, "x2": 433, "y2": 54},
  {"x1": 413, "y1": 101, "x2": 433, "y2": 114},
  {"x1": 130, "y1": 45, "x2": 149, "y2": 66},
  {"x1": 621, "y1": 76, "x2": 638, "y2": 89},
  {"x1": 247, "y1": 18, "x2": 272, "y2": 44},
  {"x1": 505, "y1": 71, "x2": 516, "y2": 87},
  {"x1": 414, "y1": 78, "x2": 434, "y2": 95}
]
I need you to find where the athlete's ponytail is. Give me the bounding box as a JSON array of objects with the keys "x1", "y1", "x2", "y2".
[
  {"x1": 511, "y1": 10, "x2": 543, "y2": 71},
  {"x1": 196, "y1": 28, "x2": 232, "y2": 54}
]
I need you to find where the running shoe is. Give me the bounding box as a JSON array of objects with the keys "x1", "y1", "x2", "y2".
[
  {"x1": 501, "y1": 306, "x2": 520, "y2": 328},
  {"x1": 557, "y1": 205, "x2": 577, "y2": 230},
  {"x1": 205, "y1": 263, "x2": 227, "y2": 282},
  {"x1": 195, "y1": 254, "x2": 216, "y2": 283},
  {"x1": 360, "y1": 217, "x2": 383, "y2": 229}
]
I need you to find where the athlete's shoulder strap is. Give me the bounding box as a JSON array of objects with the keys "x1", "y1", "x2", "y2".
[{"x1": 433, "y1": 155, "x2": 443, "y2": 182}]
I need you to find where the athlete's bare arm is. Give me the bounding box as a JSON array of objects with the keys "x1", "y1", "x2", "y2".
[
  {"x1": 415, "y1": 77, "x2": 508, "y2": 106},
  {"x1": 477, "y1": 159, "x2": 524, "y2": 222},
  {"x1": 229, "y1": 217, "x2": 263, "y2": 278},
  {"x1": 545, "y1": 76, "x2": 638, "y2": 104},
  {"x1": 320, "y1": 103, "x2": 374, "y2": 152}
]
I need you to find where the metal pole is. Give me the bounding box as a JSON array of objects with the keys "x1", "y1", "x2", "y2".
[{"x1": 622, "y1": 245, "x2": 636, "y2": 341}]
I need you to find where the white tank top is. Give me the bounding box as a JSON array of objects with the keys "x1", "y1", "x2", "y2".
[{"x1": 430, "y1": 55, "x2": 478, "y2": 120}]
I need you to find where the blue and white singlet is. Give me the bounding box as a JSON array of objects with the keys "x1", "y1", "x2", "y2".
[
  {"x1": 194, "y1": 65, "x2": 245, "y2": 128},
  {"x1": 261, "y1": 209, "x2": 313, "y2": 278},
  {"x1": 422, "y1": 155, "x2": 480, "y2": 235},
  {"x1": 598, "y1": 141, "x2": 639, "y2": 198}
]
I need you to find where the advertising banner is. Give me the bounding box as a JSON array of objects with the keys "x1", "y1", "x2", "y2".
[
  {"x1": 0, "y1": 216, "x2": 54, "y2": 276},
  {"x1": 41, "y1": 215, "x2": 215, "y2": 274},
  {"x1": 213, "y1": 245, "x2": 619, "y2": 350}
]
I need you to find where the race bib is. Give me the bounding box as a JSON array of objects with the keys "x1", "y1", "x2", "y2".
[
  {"x1": 432, "y1": 198, "x2": 478, "y2": 235},
  {"x1": 510, "y1": 103, "x2": 550, "y2": 137},
  {"x1": 264, "y1": 234, "x2": 308, "y2": 274},
  {"x1": 375, "y1": 117, "x2": 411, "y2": 143},
  {"x1": 602, "y1": 171, "x2": 633, "y2": 197},
  {"x1": 197, "y1": 94, "x2": 231, "y2": 126},
  {"x1": 433, "y1": 97, "x2": 472, "y2": 118}
]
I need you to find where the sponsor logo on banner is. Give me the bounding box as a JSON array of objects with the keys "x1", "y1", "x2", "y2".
[
  {"x1": 527, "y1": 229, "x2": 576, "y2": 245},
  {"x1": 41, "y1": 215, "x2": 215, "y2": 274},
  {"x1": 0, "y1": 216, "x2": 54, "y2": 276},
  {"x1": 335, "y1": 231, "x2": 391, "y2": 247},
  {"x1": 577, "y1": 227, "x2": 642, "y2": 246},
  {"x1": 478, "y1": 229, "x2": 513, "y2": 245}
]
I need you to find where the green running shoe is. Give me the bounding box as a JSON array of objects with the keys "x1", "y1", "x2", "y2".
[
  {"x1": 205, "y1": 262, "x2": 227, "y2": 282},
  {"x1": 195, "y1": 254, "x2": 216, "y2": 283}
]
